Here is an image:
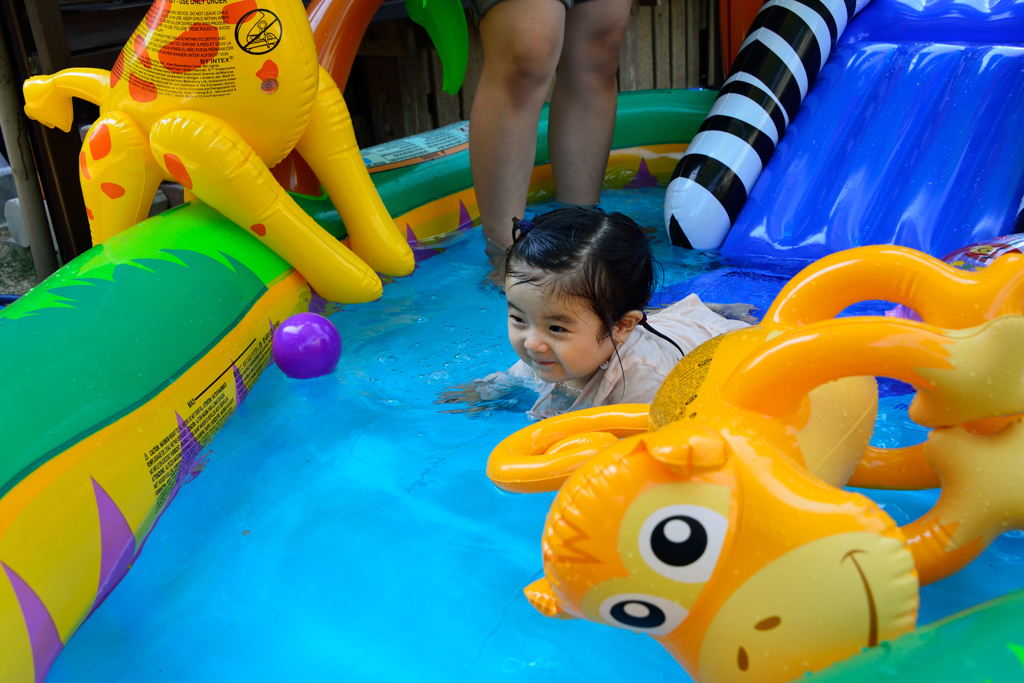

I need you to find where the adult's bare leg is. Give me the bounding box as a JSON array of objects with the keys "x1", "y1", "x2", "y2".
[
  {"x1": 548, "y1": 0, "x2": 633, "y2": 206},
  {"x1": 470, "y1": 0, "x2": 566, "y2": 273}
]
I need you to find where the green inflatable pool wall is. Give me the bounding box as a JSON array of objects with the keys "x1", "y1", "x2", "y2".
[
  {"x1": 0, "y1": 88, "x2": 714, "y2": 506},
  {"x1": 291, "y1": 88, "x2": 717, "y2": 233},
  {"x1": 805, "y1": 590, "x2": 1024, "y2": 681}
]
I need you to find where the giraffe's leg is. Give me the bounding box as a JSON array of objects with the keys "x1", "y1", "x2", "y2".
[
  {"x1": 80, "y1": 112, "x2": 163, "y2": 244},
  {"x1": 293, "y1": 67, "x2": 414, "y2": 277},
  {"x1": 149, "y1": 110, "x2": 382, "y2": 304}
]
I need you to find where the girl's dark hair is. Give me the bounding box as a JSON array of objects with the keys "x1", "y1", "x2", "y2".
[{"x1": 504, "y1": 207, "x2": 683, "y2": 356}]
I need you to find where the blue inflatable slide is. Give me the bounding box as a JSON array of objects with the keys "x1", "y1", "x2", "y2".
[{"x1": 669, "y1": 0, "x2": 1024, "y2": 261}]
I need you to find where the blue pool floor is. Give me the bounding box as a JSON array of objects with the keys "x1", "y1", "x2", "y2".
[{"x1": 50, "y1": 188, "x2": 1024, "y2": 681}]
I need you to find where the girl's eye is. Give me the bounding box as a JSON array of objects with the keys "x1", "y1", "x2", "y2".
[
  {"x1": 549, "y1": 325, "x2": 567, "y2": 333},
  {"x1": 509, "y1": 315, "x2": 524, "y2": 324}
]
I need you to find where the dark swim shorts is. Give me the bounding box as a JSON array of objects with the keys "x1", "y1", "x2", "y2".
[{"x1": 469, "y1": 0, "x2": 592, "y2": 23}]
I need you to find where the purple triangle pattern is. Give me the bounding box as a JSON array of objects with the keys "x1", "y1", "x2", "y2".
[
  {"x1": 625, "y1": 159, "x2": 661, "y2": 189},
  {"x1": 174, "y1": 412, "x2": 203, "y2": 490},
  {"x1": 457, "y1": 200, "x2": 473, "y2": 232},
  {"x1": 131, "y1": 524, "x2": 156, "y2": 564},
  {"x1": 308, "y1": 289, "x2": 328, "y2": 316},
  {"x1": 233, "y1": 364, "x2": 249, "y2": 405},
  {"x1": 414, "y1": 248, "x2": 443, "y2": 265},
  {"x1": 2, "y1": 562, "x2": 63, "y2": 683},
  {"x1": 268, "y1": 318, "x2": 277, "y2": 365},
  {"x1": 406, "y1": 222, "x2": 443, "y2": 266},
  {"x1": 90, "y1": 478, "x2": 136, "y2": 612}
]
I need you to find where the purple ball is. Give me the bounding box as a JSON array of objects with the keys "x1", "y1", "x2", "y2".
[{"x1": 272, "y1": 313, "x2": 342, "y2": 379}]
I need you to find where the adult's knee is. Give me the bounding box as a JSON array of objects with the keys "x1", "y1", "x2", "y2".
[
  {"x1": 561, "y1": 32, "x2": 624, "y2": 88},
  {"x1": 494, "y1": 38, "x2": 561, "y2": 97},
  {"x1": 480, "y1": 3, "x2": 563, "y2": 99},
  {"x1": 561, "y1": 3, "x2": 631, "y2": 80}
]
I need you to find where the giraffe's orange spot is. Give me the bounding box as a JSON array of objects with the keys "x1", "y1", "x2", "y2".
[
  {"x1": 145, "y1": 0, "x2": 173, "y2": 31},
  {"x1": 222, "y1": 0, "x2": 258, "y2": 25},
  {"x1": 128, "y1": 73, "x2": 157, "y2": 103},
  {"x1": 132, "y1": 34, "x2": 152, "y2": 70},
  {"x1": 79, "y1": 150, "x2": 91, "y2": 181},
  {"x1": 256, "y1": 60, "x2": 278, "y2": 81},
  {"x1": 163, "y1": 154, "x2": 193, "y2": 190},
  {"x1": 110, "y1": 52, "x2": 125, "y2": 88},
  {"x1": 87, "y1": 207, "x2": 95, "y2": 220},
  {"x1": 250, "y1": 223, "x2": 267, "y2": 237},
  {"x1": 159, "y1": 23, "x2": 219, "y2": 74},
  {"x1": 89, "y1": 123, "x2": 112, "y2": 161},
  {"x1": 101, "y1": 183, "x2": 126, "y2": 199}
]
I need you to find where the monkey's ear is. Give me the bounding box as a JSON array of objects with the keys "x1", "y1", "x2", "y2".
[
  {"x1": 524, "y1": 577, "x2": 576, "y2": 620},
  {"x1": 643, "y1": 425, "x2": 728, "y2": 476}
]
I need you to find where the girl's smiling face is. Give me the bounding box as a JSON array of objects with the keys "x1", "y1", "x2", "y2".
[{"x1": 506, "y1": 272, "x2": 639, "y2": 391}]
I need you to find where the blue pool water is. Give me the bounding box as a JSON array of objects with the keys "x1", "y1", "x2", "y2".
[{"x1": 51, "y1": 188, "x2": 1024, "y2": 681}]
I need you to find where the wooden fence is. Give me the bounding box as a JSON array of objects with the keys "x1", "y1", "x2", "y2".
[
  {"x1": 347, "y1": 0, "x2": 722, "y2": 147},
  {"x1": 0, "y1": 0, "x2": 721, "y2": 263}
]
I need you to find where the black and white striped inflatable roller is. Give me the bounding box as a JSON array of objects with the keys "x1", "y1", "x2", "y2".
[{"x1": 665, "y1": 0, "x2": 872, "y2": 250}]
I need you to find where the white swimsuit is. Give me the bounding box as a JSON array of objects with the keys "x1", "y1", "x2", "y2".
[{"x1": 485, "y1": 294, "x2": 750, "y2": 419}]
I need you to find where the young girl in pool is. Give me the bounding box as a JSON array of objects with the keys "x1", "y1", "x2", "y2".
[{"x1": 442, "y1": 207, "x2": 754, "y2": 419}]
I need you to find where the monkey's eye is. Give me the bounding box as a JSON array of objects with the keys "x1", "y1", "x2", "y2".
[
  {"x1": 598, "y1": 593, "x2": 688, "y2": 635},
  {"x1": 638, "y1": 504, "x2": 728, "y2": 583}
]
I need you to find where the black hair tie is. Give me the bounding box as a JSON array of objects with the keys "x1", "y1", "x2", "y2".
[
  {"x1": 639, "y1": 313, "x2": 684, "y2": 358},
  {"x1": 512, "y1": 217, "x2": 534, "y2": 243}
]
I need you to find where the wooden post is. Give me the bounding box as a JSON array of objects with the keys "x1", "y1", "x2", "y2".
[
  {"x1": 653, "y1": 1, "x2": 671, "y2": 89},
  {"x1": 398, "y1": 50, "x2": 433, "y2": 134},
  {"x1": 707, "y1": 0, "x2": 720, "y2": 86},
  {"x1": 0, "y1": 17, "x2": 57, "y2": 279},
  {"x1": 366, "y1": 56, "x2": 405, "y2": 141},
  {"x1": 669, "y1": 0, "x2": 687, "y2": 88},
  {"x1": 22, "y1": 0, "x2": 70, "y2": 73},
  {"x1": 1, "y1": 0, "x2": 92, "y2": 261},
  {"x1": 686, "y1": 0, "x2": 701, "y2": 86},
  {"x1": 430, "y1": 50, "x2": 462, "y2": 127},
  {"x1": 637, "y1": 6, "x2": 655, "y2": 89}
]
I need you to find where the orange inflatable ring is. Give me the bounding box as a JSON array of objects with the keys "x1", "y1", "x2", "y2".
[
  {"x1": 487, "y1": 245, "x2": 1024, "y2": 494},
  {"x1": 487, "y1": 405, "x2": 650, "y2": 493}
]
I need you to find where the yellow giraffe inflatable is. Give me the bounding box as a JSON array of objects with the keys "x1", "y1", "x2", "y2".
[{"x1": 22, "y1": 0, "x2": 413, "y2": 303}]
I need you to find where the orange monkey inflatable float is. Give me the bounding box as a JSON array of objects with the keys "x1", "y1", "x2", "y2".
[{"x1": 488, "y1": 245, "x2": 1024, "y2": 682}]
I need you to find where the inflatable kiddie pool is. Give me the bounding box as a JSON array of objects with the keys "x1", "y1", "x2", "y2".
[
  {"x1": 7, "y1": 96, "x2": 1024, "y2": 681},
  {"x1": 0, "y1": 90, "x2": 710, "y2": 682},
  {"x1": 4, "y1": 0, "x2": 1024, "y2": 679}
]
